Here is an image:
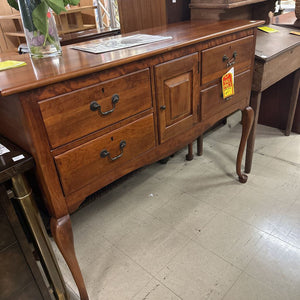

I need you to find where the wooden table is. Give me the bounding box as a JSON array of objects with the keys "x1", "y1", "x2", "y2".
[
  {"x1": 0, "y1": 136, "x2": 67, "y2": 299},
  {"x1": 245, "y1": 25, "x2": 300, "y2": 173},
  {"x1": 0, "y1": 20, "x2": 263, "y2": 299}
]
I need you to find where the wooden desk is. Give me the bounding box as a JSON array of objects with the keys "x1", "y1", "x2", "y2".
[
  {"x1": 245, "y1": 25, "x2": 300, "y2": 173},
  {"x1": 0, "y1": 20, "x2": 262, "y2": 299}
]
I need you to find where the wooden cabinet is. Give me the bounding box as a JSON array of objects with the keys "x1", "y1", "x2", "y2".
[
  {"x1": 0, "y1": 20, "x2": 263, "y2": 299},
  {"x1": 155, "y1": 53, "x2": 199, "y2": 143}
]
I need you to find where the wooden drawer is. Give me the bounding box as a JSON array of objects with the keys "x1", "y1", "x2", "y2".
[
  {"x1": 201, "y1": 70, "x2": 251, "y2": 120},
  {"x1": 54, "y1": 114, "x2": 155, "y2": 196},
  {"x1": 201, "y1": 36, "x2": 254, "y2": 85},
  {"x1": 39, "y1": 69, "x2": 152, "y2": 148}
]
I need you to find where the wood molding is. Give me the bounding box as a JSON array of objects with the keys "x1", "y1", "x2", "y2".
[{"x1": 190, "y1": 0, "x2": 267, "y2": 9}]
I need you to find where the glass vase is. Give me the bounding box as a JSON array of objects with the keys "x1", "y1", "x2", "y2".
[
  {"x1": 18, "y1": 1, "x2": 62, "y2": 58},
  {"x1": 296, "y1": 0, "x2": 300, "y2": 19}
]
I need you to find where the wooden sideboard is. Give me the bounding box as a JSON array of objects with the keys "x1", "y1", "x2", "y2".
[{"x1": 0, "y1": 20, "x2": 263, "y2": 299}]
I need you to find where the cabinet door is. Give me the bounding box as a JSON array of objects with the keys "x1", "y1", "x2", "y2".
[{"x1": 155, "y1": 53, "x2": 199, "y2": 143}]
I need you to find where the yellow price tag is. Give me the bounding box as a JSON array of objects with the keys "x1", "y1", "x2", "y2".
[
  {"x1": 0, "y1": 60, "x2": 27, "y2": 71},
  {"x1": 222, "y1": 68, "x2": 234, "y2": 99},
  {"x1": 258, "y1": 26, "x2": 279, "y2": 33}
]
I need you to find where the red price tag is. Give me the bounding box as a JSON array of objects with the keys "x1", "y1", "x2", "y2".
[{"x1": 222, "y1": 69, "x2": 234, "y2": 99}]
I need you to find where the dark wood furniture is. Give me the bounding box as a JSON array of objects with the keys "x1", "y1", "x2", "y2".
[
  {"x1": 0, "y1": 136, "x2": 67, "y2": 300},
  {"x1": 117, "y1": 0, "x2": 167, "y2": 33},
  {"x1": 0, "y1": 20, "x2": 263, "y2": 299},
  {"x1": 190, "y1": 0, "x2": 276, "y2": 23},
  {"x1": 258, "y1": 71, "x2": 300, "y2": 134},
  {"x1": 245, "y1": 24, "x2": 300, "y2": 173}
]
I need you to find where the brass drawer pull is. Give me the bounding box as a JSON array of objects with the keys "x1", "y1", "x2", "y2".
[
  {"x1": 223, "y1": 51, "x2": 237, "y2": 67},
  {"x1": 100, "y1": 140, "x2": 126, "y2": 161},
  {"x1": 90, "y1": 94, "x2": 119, "y2": 116}
]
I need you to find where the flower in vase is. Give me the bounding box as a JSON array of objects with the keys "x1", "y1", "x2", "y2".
[{"x1": 7, "y1": 0, "x2": 80, "y2": 48}]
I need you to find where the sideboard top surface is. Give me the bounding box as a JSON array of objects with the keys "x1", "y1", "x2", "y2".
[{"x1": 0, "y1": 19, "x2": 263, "y2": 96}]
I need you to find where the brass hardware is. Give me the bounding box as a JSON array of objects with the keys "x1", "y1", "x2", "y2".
[
  {"x1": 223, "y1": 51, "x2": 237, "y2": 67},
  {"x1": 223, "y1": 55, "x2": 229, "y2": 62},
  {"x1": 90, "y1": 94, "x2": 119, "y2": 116},
  {"x1": 100, "y1": 140, "x2": 126, "y2": 161},
  {"x1": 160, "y1": 105, "x2": 166, "y2": 110}
]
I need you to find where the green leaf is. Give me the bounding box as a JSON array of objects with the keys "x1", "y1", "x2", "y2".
[
  {"x1": 7, "y1": 0, "x2": 19, "y2": 10},
  {"x1": 19, "y1": 0, "x2": 41, "y2": 32},
  {"x1": 44, "y1": 0, "x2": 66, "y2": 15},
  {"x1": 63, "y1": 0, "x2": 80, "y2": 6},
  {"x1": 32, "y1": 2, "x2": 48, "y2": 35}
]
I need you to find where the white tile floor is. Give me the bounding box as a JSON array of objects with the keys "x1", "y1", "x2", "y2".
[{"x1": 52, "y1": 112, "x2": 300, "y2": 300}]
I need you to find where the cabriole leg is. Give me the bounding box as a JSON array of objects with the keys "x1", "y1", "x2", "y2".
[
  {"x1": 51, "y1": 215, "x2": 89, "y2": 300},
  {"x1": 245, "y1": 91, "x2": 262, "y2": 173},
  {"x1": 236, "y1": 106, "x2": 254, "y2": 183}
]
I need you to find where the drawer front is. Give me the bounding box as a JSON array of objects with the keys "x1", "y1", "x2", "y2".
[
  {"x1": 39, "y1": 69, "x2": 152, "y2": 148},
  {"x1": 201, "y1": 70, "x2": 251, "y2": 120},
  {"x1": 55, "y1": 114, "x2": 155, "y2": 196},
  {"x1": 202, "y1": 36, "x2": 254, "y2": 85}
]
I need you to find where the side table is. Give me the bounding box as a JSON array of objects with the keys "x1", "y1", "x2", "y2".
[
  {"x1": 245, "y1": 25, "x2": 300, "y2": 173},
  {"x1": 0, "y1": 136, "x2": 68, "y2": 299}
]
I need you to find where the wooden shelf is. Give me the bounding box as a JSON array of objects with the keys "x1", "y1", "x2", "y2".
[
  {"x1": 4, "y1": 31, "x2": 25, "y2": 37},
  {"x1": 0, "y1": 5, "x2": 98, "y2": 46},
  {"x1": 59, "y1": 5, "x2": 97, "y2": 14},
  {"x1": 0, "y1": 13, "x2": 21, "y2": 20},
  {"x1": 57, "y1": 24, "x2": 96, "y2": 34},
  {"x1": 54, "y1": 5, "x2": 97, "y2": 35}
]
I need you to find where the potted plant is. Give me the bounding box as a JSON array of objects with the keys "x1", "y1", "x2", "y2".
[{"x1": 7, "y1": 0, "x2": 80, "y2": 57}]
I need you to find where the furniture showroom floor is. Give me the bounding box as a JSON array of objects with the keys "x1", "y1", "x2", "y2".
[{"x1": 51, "y1": 112, "x2": 300, "y2": 300}]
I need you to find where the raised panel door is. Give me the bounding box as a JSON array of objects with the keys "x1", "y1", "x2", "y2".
[{"x1": 155, "y1": 53, "x2": 199, "y2": 143}]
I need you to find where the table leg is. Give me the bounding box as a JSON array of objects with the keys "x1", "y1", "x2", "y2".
[
  {"x1": 285, "y1": 68, "x2": 300, "y2": 136},
  {"x1": 236, "y1": 106, "x2": 254, "y2": 183},
  {"x1": 11, "y1": 173, "x2": 68, "y2": 300},
  {"x1": 186, "y1": 142, "x2": 194, "y2": 161},
  {"x1": 197, "y1": 135, "x2": 203, "y2": 156},
  {"x1": 51, "y1": 215, "x2": 89, "y2": 300},
  {"x1": 245, "y1": 91, "x2": 262, "y2": 173}
]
